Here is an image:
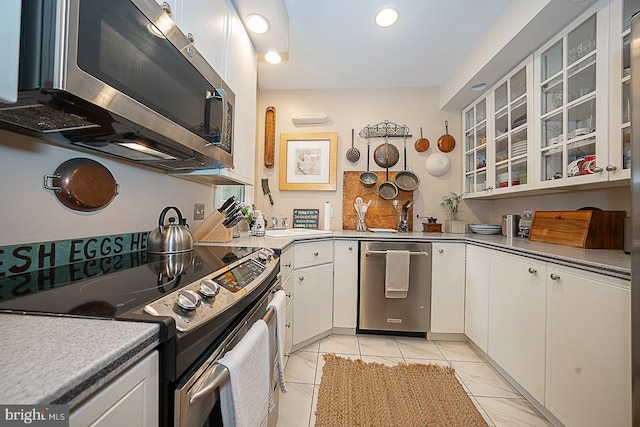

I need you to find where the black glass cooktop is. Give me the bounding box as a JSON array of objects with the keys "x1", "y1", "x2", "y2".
[{"x1": 0, "y1": 246, "x2": 259, "y2": 317}]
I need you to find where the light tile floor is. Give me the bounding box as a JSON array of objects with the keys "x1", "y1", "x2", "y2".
[{"x1": 276, "y1": 334, "x2": 553, "y2": 427}]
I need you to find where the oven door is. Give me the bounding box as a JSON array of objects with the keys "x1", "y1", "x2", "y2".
[{"x1": 174, "y1": 282, "x2": 280, "y2": 427}]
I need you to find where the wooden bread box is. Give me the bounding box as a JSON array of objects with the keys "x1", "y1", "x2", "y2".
[{"x1": 528, "y1": 210, "x2": 625, "y2": 249}]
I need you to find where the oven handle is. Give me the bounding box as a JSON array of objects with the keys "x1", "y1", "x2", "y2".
[
  {"x1": 188, "y1": 306, "x2": 276, "y2": 405},
  {"x1": 365, "y1": 249, "x2": 428, "y2": 256}
]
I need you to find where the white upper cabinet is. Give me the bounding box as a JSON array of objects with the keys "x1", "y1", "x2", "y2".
[
  {"x1": 463, "y1": 0, "x2": 634, "y2": 197},
  {"x1": 226, "y1": 5, "x2": 258, "y2": 182},
  {"x1": 533, "y1": 2, "x2": 610, "y2": 188},
  {"x1": 463, "y1": 97, "x2": 488, "y2": 195},
  {"x1": 608, "y1": 0, "x2": 639, "y2": 181}
]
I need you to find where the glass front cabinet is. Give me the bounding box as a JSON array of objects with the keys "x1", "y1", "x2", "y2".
[
  {"x1": 534, "y1": 4, "x2": 609, "y2": 188},
  {"x1": 463, "y1": 0, "x2": 634, "y2": 197}
]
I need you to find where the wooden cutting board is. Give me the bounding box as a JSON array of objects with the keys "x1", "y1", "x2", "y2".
[
  {"x1": 264, "y1": 106, "x2": 276, "y2": 168},
  {"x1": 342, "y1": 171, "x2": 413, "y2": 231}
]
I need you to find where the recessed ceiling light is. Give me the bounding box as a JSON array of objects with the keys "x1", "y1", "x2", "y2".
[
  {"x1": 246, "y1": 14, "x2": 270, "y2": 34},
  {"x1": 375, "y1": 7, "x2": 399, "y2": 28},
  {"x1": 265, "y1": 51, "x2": 282, "y2": 64},
  {"x1": 471, "y1": 82, "x2": 488, "y2": 92}
]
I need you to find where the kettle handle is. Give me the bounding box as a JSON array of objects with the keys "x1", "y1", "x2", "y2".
[{"x1": 158, "y1": 206, "x2": 185, "y2": 230}]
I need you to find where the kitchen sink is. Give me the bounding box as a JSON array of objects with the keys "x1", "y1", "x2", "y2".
[{"x1": 264, "y1": 229, "x2": 333, "y2": 238}]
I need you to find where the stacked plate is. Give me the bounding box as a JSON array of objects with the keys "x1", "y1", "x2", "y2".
[
  {"x1": 469, "y1": 224, "x2": 502, "y2": 235},
  {"x1": 512, "y1": 140, "x2": 527, "y2": 157}
]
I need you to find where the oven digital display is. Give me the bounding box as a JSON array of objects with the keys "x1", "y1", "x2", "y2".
[{"x1": 213, "y1": 259, "x2": 266, "y2": 293}]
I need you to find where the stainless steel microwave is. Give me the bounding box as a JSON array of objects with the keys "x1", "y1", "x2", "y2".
[{"x1": 0, "y1": 0, "x2": 234, "y2": 171}]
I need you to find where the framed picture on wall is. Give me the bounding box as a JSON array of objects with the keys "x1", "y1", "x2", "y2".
[{"x1": 279, "y1": 132, "x2": 338, "y2": 191}]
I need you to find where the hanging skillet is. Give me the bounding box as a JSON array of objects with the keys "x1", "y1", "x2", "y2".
[
  {"x1": 395, "y1": 133, "x2": 421, "y2": 191},
  {"x1": 378, "y1": 136, "x2": 398, "y2": 200},
  {"x1": 414, "y1": 127, "x2": 430, "y2": 152},
  {"x1": 359, "y1": 135, "x2": 378, "y2": 186},
  {"x1": 44, "y1": 158, "x2": 118, "y2": 212},
  {"x1": 437, "y1": 120, "x2": 456, "y2": 153},
  {"x1": 373, "y1": 137, "x2": 399, "y2": 168}
]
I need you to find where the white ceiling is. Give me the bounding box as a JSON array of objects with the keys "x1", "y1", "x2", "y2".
[
  {"x1": 246, "y1": 0, "x2": 600, "y2": 109},
  {"x1": 256, "y1": 0, "x2": 513, "y2": 91}
]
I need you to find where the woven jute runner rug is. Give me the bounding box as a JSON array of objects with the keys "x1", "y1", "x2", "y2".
[{"x1": 315, "y1": 354, "x2": 489, "y2": 427}]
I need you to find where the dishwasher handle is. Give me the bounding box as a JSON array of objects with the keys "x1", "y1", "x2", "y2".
[{"x1": 365, "y1": 249, "x2": 428, "y2": 256}]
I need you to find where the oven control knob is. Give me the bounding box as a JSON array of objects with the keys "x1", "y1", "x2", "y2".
[
  {"x1": 257, "y1": 249, "x2": 271, "y2": 262},
  {"x1": 199, "y1": 279, "x2": 220, "y2": 298},
  {"x1": 176, "y1": 289, "x2": 201, "y2": 311}
]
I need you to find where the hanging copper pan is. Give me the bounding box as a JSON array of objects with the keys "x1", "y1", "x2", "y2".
[
  {"x1": 414, "y1": 127, "x2": 430, "y2": 152},
  {"x1": 44, "y1": 158, "x2": 119, "y2": 212},
  {"x1": 437, "y1": 121, "x2": 456, "y2": 153}
]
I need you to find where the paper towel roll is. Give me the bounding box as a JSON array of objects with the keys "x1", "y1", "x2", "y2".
[{"x1": 323, "y1": 202, "x2": 332, "y2": 231}]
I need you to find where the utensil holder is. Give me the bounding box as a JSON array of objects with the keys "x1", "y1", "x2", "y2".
[
  {"x1": 357, "y1": 217, "x2": 367, "y2": 232},
  {"x1": 192, "y1": 210, "x2": 233, "y2": 242}
]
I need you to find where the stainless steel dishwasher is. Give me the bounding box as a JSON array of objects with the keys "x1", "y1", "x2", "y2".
[{"x1": 359, "y1": 241, "x2": 431, "y2": 334}]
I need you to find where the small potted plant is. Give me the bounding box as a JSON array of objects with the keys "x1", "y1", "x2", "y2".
[{"x1": 441, "y1": 192, "x2": 466, "y2": 234}]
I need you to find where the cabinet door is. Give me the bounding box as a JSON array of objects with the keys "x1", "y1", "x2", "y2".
[
  {"x1": 464, "y1": 245, "x2": 490, "y2": 352},
  {"x1": 546, "y1": 265, "x2": 631, "y2": 427},
  {"x1": 608, "y1": 0, "x2": 633, "y2": 181},
  {"x1": 293, "y1": 263, "x2": 333, "y2": 345},
  {"x1": 431, "y1": 243, "x2": 465, "y2": 333},
  {"x1": 70, "y1": 351, "x2": 159, "y2": 427},
  {"x1": 226, "y1": 5, "x2": 257, "y2": 183},
  {"x1": 488, "y1": 251, "x2": 546, "y2": 403},
  {"x1": 463, "y1": 97, "x2": 489, "y2": 195},
  {"x1": 333, "y1": 241, "x2": 358, "y2": 329},
  {"x1": 179, "y1": 0, "x2": 228, "y2": 75},
  {"x1": 534, "y1": 2, "x2": 610, "y2": 188}
]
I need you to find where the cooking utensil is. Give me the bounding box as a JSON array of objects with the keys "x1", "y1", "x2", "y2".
[
  {"x1": 346, "y1": 128, "x2": 360, "y2": 163},
  {"x1": 437, "y1": 121, "x2": 456, "y2": 153},
  {"x1": 414, "y1": 127, "x2": 430, "y2": 152},
  {"x1": 359, "y1": 136, "x2": 378, "y2": 186},
  {"x1": 373, "y1": 137, "x2": 399, "y2": 168},
  {"x1": 425, "y1": 153, "x2": 451, "y2": 176},
  {"x1": 378, "y1": 160, "x2": 398, "y2": 200},
  {"x1": 148, "y1": 206, "x2": 194, "y2": 254},
  {"x1": 264, "y1": 106, "x2": 276, "y2": 168},
  {"x1": 261, "y1": 178, "x2": 274, "y2": 205},
  {"x1": 395, "y1": 134, "x2": 421, "y2": 191},
  {"x1": 43, "y1": 158, "x2": 118, "y2": 212}
]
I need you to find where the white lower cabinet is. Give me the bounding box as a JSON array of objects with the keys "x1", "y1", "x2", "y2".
[
  {"x1": 545, "y1": 264, "x2": 631, "y2": 427},
  {"x1": 292, "y1": 241, "x2": 334, "y2": 346},
  {"x1": 431, "y1": 243, "x2": 466, "y2": 334},
  {"x1": 333, "y1": 241, "x2": 358, "y2": 330},
  {"x1": 70, "y1": 351, "x2": 159, "y2": 427},
  {"x1": 464, "y1": 245, "x2": 491, "y2": 352},
  {"x1": 488, "y1": 251, "x2": 546, "y2": 403},
  {"x1": 280, "y1": 245, "x2": 294, "y2": 367}
]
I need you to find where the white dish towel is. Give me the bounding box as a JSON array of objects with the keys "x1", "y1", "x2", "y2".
[
  {"x1": 267, "y1": 289, "x2": 288, "y2": 393},
  {"x1": 219, "y1": 319, "x2": 270, "y2": 427},
  {"x1": 385, "y1": 250, "x2": 410, "y2": 298}
]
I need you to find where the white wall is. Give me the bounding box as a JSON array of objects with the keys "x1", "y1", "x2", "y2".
[
  {"x1": 0, "y1": 129, "x2": 214, "y2": 245},
  {"x1": 255, "y1": 87, "x2": 483, "y2": 229}
]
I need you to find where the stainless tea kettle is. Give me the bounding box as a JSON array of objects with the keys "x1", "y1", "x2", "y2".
[{"x1": 148, "y1": 206, "x2": 194, "y2": 254}]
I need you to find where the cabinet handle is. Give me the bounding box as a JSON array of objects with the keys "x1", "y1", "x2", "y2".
[
  {"x1": 314, "y1": 252, "x2": 319, "y2": 256},
  {"x1": 606, "y1": 165, "x2": 618, "y2": 172},
  {"x1": 285, "y1": 322, "x2": 291, "y2": 328},
  {"x1": 161, "y1": 1, "x2": 172, "y2": 17},
  {"x1": 285, "y1": 262, "x2": 292, "y2": 268},
  {"x1": 299, "y1": 276, "x2": 304, "y2": 281},
  {"x1": 438, "y1": 248, "x2": 444, "y2": 254},
  {"x1": 550, "y1": 273, "x2": 560, "y2": 281},
  {"x1": 486, "y1": 186, "x2": 494, "y2": 190},
  {"x1": 528, "y1": 267, "x2": 537, "y2": 274},
  {"x1": 348, "y1": 246, "x2": 353, "y2": 251},
  {"x1": 285, "y1": 292, "x2": 292, "y2": 298},
  {"x1": 591, "y1": 166, "x2": 603, "y2": 173}
]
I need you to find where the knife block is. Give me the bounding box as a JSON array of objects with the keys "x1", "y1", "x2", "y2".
[{"x1": 192, "y1": 210, "x2": 233, "y2": 243}]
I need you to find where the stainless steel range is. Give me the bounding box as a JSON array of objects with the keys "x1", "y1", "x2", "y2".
[{"x1": 0, "y1": 244, "x2": 281, "y2": 426}]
